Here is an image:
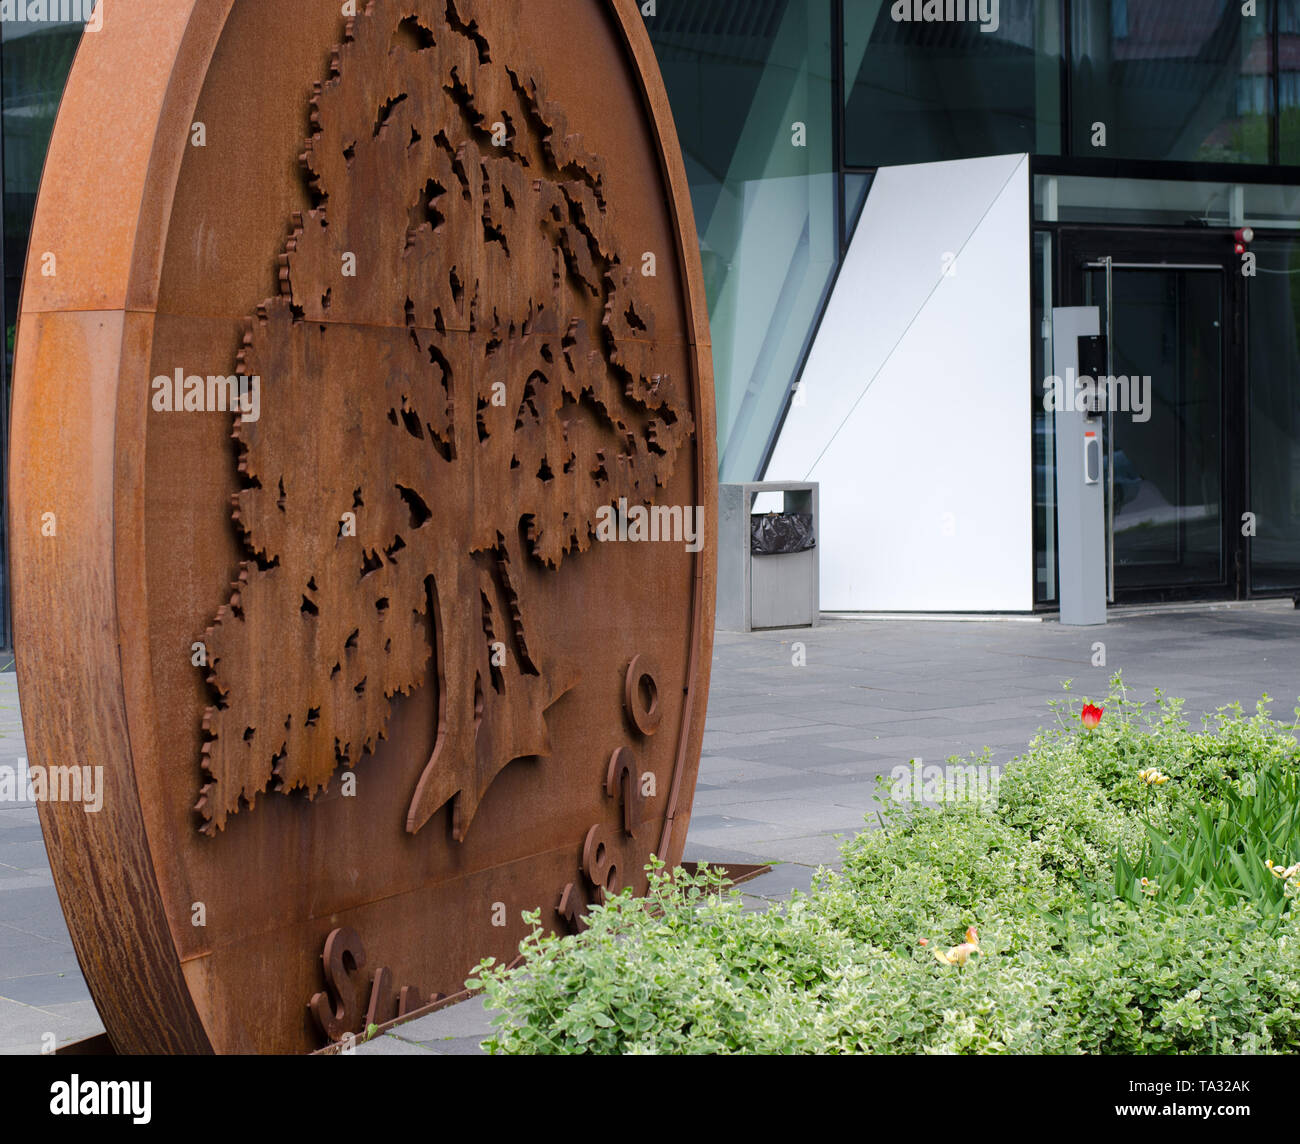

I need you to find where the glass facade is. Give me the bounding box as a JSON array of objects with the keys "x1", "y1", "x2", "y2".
[
  {"x1": 647, "y1": 0, "x2": 837, "y2": 482},
  {"x1": 844, "y1": 0, "x2": 1062, "y2": 167},
  {"x1": 5, "y1": 5, "x2": 1300, "y2": 633}
]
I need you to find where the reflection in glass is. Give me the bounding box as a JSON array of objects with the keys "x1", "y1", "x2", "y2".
[
  {"x1": 1071, "y1": 0, "x2": 1271, "y2": 163},
  {"x1": 1248, "y1": 240, "x2": 1300, "y2": 591},
  {"x1": 844, "y1": 170, "x2": 873, "y2": 243},
  {"x1": 843, "y1": 0, "x2": 1061, "y2": 168},
  {"x1": 648, "y1": 0, "x2": 836, "y2": 481},
  {"x1": 1086, "y1": 266, "x2": 1224, "y2": 590},
  {"x1": 1280, "y1": 1, "x2": 1300, "y2": 162}
]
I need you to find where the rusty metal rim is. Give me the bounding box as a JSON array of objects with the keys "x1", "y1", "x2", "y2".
[{"x1": 606, "y1": 0, "x2": 718, "y2": 863}]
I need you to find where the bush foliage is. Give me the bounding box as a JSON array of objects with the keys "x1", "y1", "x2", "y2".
[{"x1": 470, "y1": 678, "x2": 1300, "y2": 1054}]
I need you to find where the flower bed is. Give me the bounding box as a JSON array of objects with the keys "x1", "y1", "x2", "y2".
[{"x1": 470, "y1": 679, "x2": 1300, "y2": 1054}]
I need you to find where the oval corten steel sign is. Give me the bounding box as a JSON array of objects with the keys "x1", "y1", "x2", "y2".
[{"x1": 10, "y1": 0, "x2": 715, "y2": 1054}]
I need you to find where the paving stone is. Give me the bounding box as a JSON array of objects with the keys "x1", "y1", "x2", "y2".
[
  {"x1": 355, "y1": 1035, "x2": 439, "y2": 1056},
  {"x1": 738, "y1": 862, "x2": 820, "y2": 899},
  {"x1": 0, "y1": 840, "x2": 52, "y2": 873},
  {"x1": 685, "y1": 813, "x2": 772, "y2": 833},
  {"x1": 0, "y1": 820, "x2": 44, "y2": 843},
  {"x1": 739, "y1": 834, "x2": 848, "y2": 866},
  {"x1": 672, "y1": 842, "x2": 774, "y2": 867},
  {"x1": 0, "y1": 997, "x2": 86, "y2": 1056},
  {"x1": 418, "y1": 1034, "x2": 490, "y2": 1055},
  {"x1": 0, "y1": 888, "x2": 77, "y2": 943},
  {"x1": 696, "y1": 758, "x2": 806, "y2": 784},
  {"x1": 703, "y1": 798, "x2": 871, "y2": 834},
  {"x1": 0, "y1": 872, "x2": 57, "y2": 893},
  {"x1": 0, "y1": 971, "x2": 90, "y2": 1007},
  {"x1": 388, "y1": 995, "x2": 493, "y2": 1042},
  {"x1": 0, "y1": 923, "x2": 68, "y2": 960}
]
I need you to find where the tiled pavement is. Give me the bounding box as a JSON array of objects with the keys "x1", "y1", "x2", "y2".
[
  {"x1": 8, "y1": 599, "x2": 1300, "y2": 1053},
  {"x1": 0, "y1": 669, "x2": 101, "y2": 1055}
]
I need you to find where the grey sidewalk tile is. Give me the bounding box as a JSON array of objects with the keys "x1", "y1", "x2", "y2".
[
  {"x1": 703, "y1": 711, "x2": 830, "y2": 734},
  {"x1": 418, "y1": 1034, "x2": 490, "y2": 1055},
  {"x1": 744, "y1": 834, "x2": 848, "y2": 866},
  {"x1": 0, "y1": 996, "x2": 83, "y2": 1055},
  {"x1": 0, "y1": 840, "x2": 53, "y2": 873},
  {"x1": 678, "y1": 843, "x2": 775, "y2": 866},
  {"x1": 728, "y1": 798, "x2": 875, "y2": 833},
  {"x1": 0, "y1": 970, "x2": 89, "y2": 1007},
  {"x1": 690, "y1": 772, "x2": 853, "y2": 808},
  {"x1": 739, "y1": 862, "x2": 821, "y2": 899},
  {"x1": 389, "y1": 995, "x2": 493, "y2": 1042},
  {"x1": 355, "y1": 1035, "x2": 439, "y2": 1055},
  {"x1": 685, "y1": 813, "x2": 772, "y2": 833},
  {"x1": 773, "y1": 703, "x2": 949, "y2": 729},
  {"x1": 801, "y1": 757, "x2": 898, "y2": 778},
  {"x1": 687, "y1": 819, "x2": 856, "y2": 851},
  {"x1": 697, "y1": 758, "x2": 807, "y2": 784},
  {"x1": 0, "y1": 874, "x2": 55, "y2": 892},
  {"x1": 0, "y1": 935, "x2": 76, "y2": 977},
  {"x1": 0, "y1": 921, "x2": 66, "y2": 958},
  {"x1": 714, "y1": 737, "x2": 890, "y2": 764},
  {"x1": 0, "y1": 888, "x2": 77, "y2": 943},
  {"x1": 0, "y1": 820, "x2": 44, "y2": 843}
]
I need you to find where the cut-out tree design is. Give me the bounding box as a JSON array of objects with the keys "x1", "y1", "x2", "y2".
[{"x1": 197, "y1": 0, "x2": 693, "y2": 841}]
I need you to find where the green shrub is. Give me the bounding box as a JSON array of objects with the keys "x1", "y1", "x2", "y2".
[
  {"x1": 1112, "y1": 765, "x2": 1300, "y2": 917},
  {"x1": 471, "y1": 677, "x2": 1300, "y2": 1054}
]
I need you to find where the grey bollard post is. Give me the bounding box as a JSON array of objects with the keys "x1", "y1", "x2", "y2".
[{"x1": 1052, "y1": 306, "x2": 1107, "y2": 626}]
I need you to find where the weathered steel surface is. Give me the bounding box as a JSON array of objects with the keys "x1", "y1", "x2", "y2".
[{"x1": 11, "y1": 0, "x2": 714, "y2": 1054}]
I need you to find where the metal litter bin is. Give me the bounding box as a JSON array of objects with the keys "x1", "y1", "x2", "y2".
[{"x1": 718, "y1": 482, "x2": 819, "y2": 631}]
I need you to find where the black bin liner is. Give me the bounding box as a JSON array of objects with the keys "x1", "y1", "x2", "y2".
[{"x1": 750, "y1": 512, "x2": 816, "y2": 556}]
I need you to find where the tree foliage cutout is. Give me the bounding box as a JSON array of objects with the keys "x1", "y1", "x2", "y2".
[{"x1": 197, "y1": 0, "x2": 692, "y2": 840}]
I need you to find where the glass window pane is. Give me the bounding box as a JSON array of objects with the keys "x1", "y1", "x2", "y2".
[
  {"x1": 844, "y1": 0, "x2": 1062, "y2": 168},
  {"x1": 3, "y1": 18, "x2": 83, "y2": 352},
  {"x1": 1033, "y1": 230, "x2": 1056, "y2": 604},
  {"x1": 2, "y1": 13, "x2": 88, "y2": 652},
  {"x1": 1071, "y1": 0, "x2": 1272, "y2": 163},
  {"x1": 1036, "y1": 172, "x2": 1256, "y2": 225},
  {"x1": 648, "y1": 0, "x2": 836, "y2": 481},
  {"x1": 1281, "y1": 1, "x2": 1300, "y2": 162},
  {"x1": 1248, "y1": 238, "x2": 1300, "y2": 592},
  {"x1": 844, "y1": 169, "x2": 873, "y2": 240},
  {"x1": 1087, "y1": 267, "x2": 1224, "y2": 590}
]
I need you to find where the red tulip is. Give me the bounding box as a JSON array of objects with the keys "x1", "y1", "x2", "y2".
[{"x1": 1081, "y1": 703, "x2": 1104, "y2": 729}]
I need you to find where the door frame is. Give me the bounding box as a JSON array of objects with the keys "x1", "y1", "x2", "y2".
[{"x1": 1056, "y1": 226, "x2": 1246, "y2": 603}]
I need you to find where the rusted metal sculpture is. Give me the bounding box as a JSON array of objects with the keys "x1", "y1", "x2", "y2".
[{"x1": 10, "y1": 0, "x2": 714, "y2": 1054}]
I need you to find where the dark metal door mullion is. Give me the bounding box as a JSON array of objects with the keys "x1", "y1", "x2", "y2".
[{"x1": 1105, "y1": 256, "x2": 1114, "y2": 602}]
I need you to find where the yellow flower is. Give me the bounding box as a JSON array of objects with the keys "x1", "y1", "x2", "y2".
[
  {"x1": 1138, "y1": 769, "x2": 1169, "y2": 786},
  {"x1": 933, "y1": 926, "x2": 981, "y2": 966}
]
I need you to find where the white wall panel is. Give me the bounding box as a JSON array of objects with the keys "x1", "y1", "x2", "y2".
[{"x1": 765, "y1": 153, "x2": 1033, "y2": 611}]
